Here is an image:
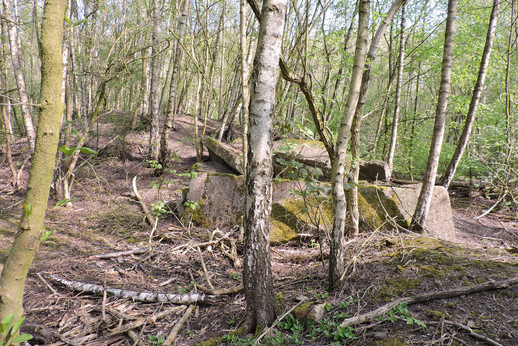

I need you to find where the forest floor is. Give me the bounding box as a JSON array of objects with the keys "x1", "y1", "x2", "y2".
[{"x1": 1, "y1": 111, "x2": 517, "y2": 346}]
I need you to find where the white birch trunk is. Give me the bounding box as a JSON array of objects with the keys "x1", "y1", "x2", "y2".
[
  {"x1": 329, "y1": 0, "x2": 370, "y2": 288},
  {"x1": 244, "y1": 0, "x2": 287, "y2": 332},
  {"x1": 3, "y1": 0, "x2": 36, "y2": 152},
  {"x1": 411, "y1": 0, "x2": 458, "y2": 232}
]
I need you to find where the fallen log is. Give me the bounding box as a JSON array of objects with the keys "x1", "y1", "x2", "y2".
[
  {"x1": 46, "y1": 274, "x2": 216, "y2": 304},
  {"x1": 339, "y1": 276, "x2": 518, "y2": 328}
]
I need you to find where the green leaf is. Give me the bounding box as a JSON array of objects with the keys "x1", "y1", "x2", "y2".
[
  {"x1": 79, "y1": 147, "x2": 98, "y2": 155},
  {"x1": 71, "y1": 128, "x2": 80, "y2": 138},
  {"x1": 59, "y1": 145, "x2": 77, "y2": 158},
  {"x1": 64, "y1": 15, "x2": 72, "y2": 26},
  {"x1": 11, "y1": 316, "x2": 25, "y2": 335},
  {"x1": 40, "y1": 229, "x2": 56, "y2": 242},
  {"x1": 73, "y1": 19, "x2": 86, "y2": 27},
  {"x1": 56, "y1": 197, "x2": 78, "y2": 207},
  {"x1": 0, "y1": 313, "x2": 14, "y2": 334},
  {"x1": 13, "y1": 334, "x2": 33, "y2": 343}
]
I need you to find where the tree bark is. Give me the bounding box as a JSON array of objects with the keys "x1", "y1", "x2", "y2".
[
  {"x1": 0, "y1": 0, "x2": 66, "y2": 321},
  {"x1": 243, "y1": 0, "x2": 287, "y2": 332},
  {"x1": 386, "y1": 4, "x2": 406, "y2": 179},
  {"x1": 159, "y1": 0, "x2": 188, "y2": 166},
  {"x1": 2, "y1": 0, "x2": 36, "y2": 152},
  {"x1": 348, "y1": 0, "x2": 407, "y2": 237},
  {"x1": 329, "y1": 0, "x2": 370, "y2": 289},
  {"x1": 411, "y1": 0, "x2": 457, "y2": 232},
  {"x1": 241, "y1": 0, "x2": 250, "y2": 176},
  {"x1": 148, "y1": 1, "x2": 162, "y2": 161},
  {"x1": 439, "y1": 0, "x2": 500, "y2": 189}
]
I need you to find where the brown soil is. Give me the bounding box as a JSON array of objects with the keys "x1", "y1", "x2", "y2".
[{"x1": 0, "y1": 112, "x2": 517, "y2": 345}]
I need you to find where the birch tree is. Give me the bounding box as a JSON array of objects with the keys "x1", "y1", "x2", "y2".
[
  {"x1": 159, "y1": 0, "x2": 189, "y2": 166},
  {"x1": 2, "y1": 0, "x2": 36, "y2": 152},
  {"x1": 0, "y1": 0, "x2": 66, "y2": 321},
  {"x1": 411, "y1": 0, "x2": 458, "y2": 232},
  {"x1": 386, "y1": 4, "x2": 406, "y2": 178},
  {"x1": 439, "y1": 0, "x2": 500, "y2": 189},
  {"x1": 243, "y1": 0, "x2": 287, "y2": 331},
  {"x1": 329, "y1": 0, "x2": 370, "y2": 289}
]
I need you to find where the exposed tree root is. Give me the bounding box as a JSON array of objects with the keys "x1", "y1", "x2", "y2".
[
  {"x1": 339, "y1": 276, "x2": 518, "y2": 328},
  {"x1": 46, "y1": 274, "x2": 215, "y2": 304}
]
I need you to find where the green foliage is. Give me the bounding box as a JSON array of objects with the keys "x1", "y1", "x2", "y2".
[
  {"x1": 150, "y1": 200, "x2": 169, "y2": 217},
  {"x1": 184, "y1": 200, "x2": 199, "y2": 211},
  {"x1": 148, "y1": 334, "x2": 165, "y2": 346},
  {"x1": 40, "y1": 228, "x2": 55, "y2": 242},
  {"x1": 378, "y1": 303, "x2": 426, "y2": 328},
  {"x1": 0, "y1": 313, "x2": 32, "y2": 346}
]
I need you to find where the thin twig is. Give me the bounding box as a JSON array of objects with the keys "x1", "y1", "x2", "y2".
[
  {"x1": 197, "y1": 246, "x2": 214, "y2": 290},
  {"x1": 36, "y1": 273, "x2": 58, "y2": 294},
  {"x1": 252, "y1": 299, "x2": 311, "y2": 346}
]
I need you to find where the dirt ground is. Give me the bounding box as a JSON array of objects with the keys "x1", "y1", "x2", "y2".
[{"x1": 0, "y1": 112, "x2": 517, "y2": 345}]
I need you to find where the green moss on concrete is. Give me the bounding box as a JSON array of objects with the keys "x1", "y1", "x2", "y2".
[{"x1": 293, "y1": 302, "x2": 314, "y2": 321}]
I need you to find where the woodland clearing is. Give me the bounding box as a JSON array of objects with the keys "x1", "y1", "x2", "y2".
[{"x1": 1, "y1": 112, "x2": 517, "y2": 345}]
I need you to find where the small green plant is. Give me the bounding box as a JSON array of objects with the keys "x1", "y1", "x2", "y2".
[
  {"x1": 56, "y1": 197, "x2": 79, "y2": 207},
  {"x1": 148, "y1": 333, "x2": 165, "y2": 346},
  {"x1": 177, "y1": 170, "x2": 197, "y2": 178},
  {"x1": 40, "y1": 228, "x2": 55, "y2": 242},
  {"x1": 59, "y1": 129, "x2": 97, "y2": 161},
  {"x1": 150, "y1": 200, "x2": 170, "y2": 217},
  {"x1": 184, "y1": 200, "x2": 200, "y2": 211},
  {"x1": 278, "y1": 313, "x2": 304, "y2": 344},
  {"x1": 0, "y1": 313, "x2": 33, "y2": 345},
  {"x1": 379, "y1": 302, "x2": 426, "y2": 328},
  {"x1": 147, "y1": 160, "x2": 163, "y2": 170},
  {"x1": 228, "y1": 273, "x2": 242, "y2": 281}
]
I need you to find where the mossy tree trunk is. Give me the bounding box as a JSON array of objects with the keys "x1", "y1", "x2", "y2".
[
  {"x1": 0, "y1": 0, "x2": 66, "y2": 321},
  {"x1": 243, "y1": 0, "x2": 287, "y2": 333}
]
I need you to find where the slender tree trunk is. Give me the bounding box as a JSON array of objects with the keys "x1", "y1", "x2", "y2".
[
  {"x1": 348, "y1": 0, "x2": 406, "y2": 237},
  {"x1": 132, "y1": 48, "x2": 149, "y2": 129},
  {"x1": 1, "y1": 100, "x2": 17, "y2": 187},
  {"x1": 243, "y1": 0, "x2": 287, "y2": 332},
  {"x1": 3, "y1": 0, "x2": 36, "y2": 152},
  {"x1": 159, "y1": 0, "x2": 188, "y2": 165},
  {"x1": 329, "y1": 0, "x2": 370, "y2": 289},
  {"x1": 439, "y1": 0, "x2": 500, "y2": 189},
  {"x1": 386, "y1": 4, "x2": 406, "y2": 178},
  {"x1": 411, "y1": 0, "x2": 457, "y2": 232},
  {"x1": 0, "y1": 0, "x2": 66, "y2": 321},
  {"x1": 241, "y1": 0, "x2": 250, "y2": 176},
  {"x1": 148, "y1": 2, "x2": 162, "y2": 160}
]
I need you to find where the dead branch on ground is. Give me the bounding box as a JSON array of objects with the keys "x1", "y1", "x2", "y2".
[
  {"x1": 339, "y1": 276, "x2": 518, "y2": 328},
  {"x1": 163, "y1": 304, "x2": 195, "y2": 345},
  {"x1": 131, "y1": 175, "x2": 155, "y2": 226},
  {"x1": 46, "y1": 274, "x2": 216, "y2": 304}
]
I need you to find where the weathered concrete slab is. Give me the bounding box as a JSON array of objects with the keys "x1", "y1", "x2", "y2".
[
  {"x1": 201, "y1": 136, "x2": 243, "y2": 174},
  {"x1": 171, "y1": 171, "x2": 455, "y2": 242}
]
